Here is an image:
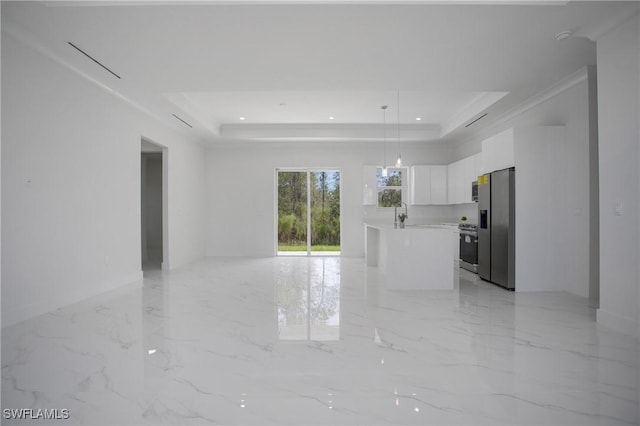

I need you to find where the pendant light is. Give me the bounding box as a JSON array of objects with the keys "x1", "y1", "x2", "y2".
[
  {"x1": 395, "y1": 90, "x2": 402, "y2": 167},
  {"x1": 381, "y1": 105, "x2": 388, "y2": 177}
]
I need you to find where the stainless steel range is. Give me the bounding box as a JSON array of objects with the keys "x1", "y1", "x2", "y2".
[{"x1": 459, "y1": 223, "x2": 478, "y2": 273}]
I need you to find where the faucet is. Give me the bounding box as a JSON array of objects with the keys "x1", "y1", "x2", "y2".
[
  {"x1": 394, "y1": 202, "x2": 409, "y2": 228},
  {"x1": 394, "y1": 206, "x2": 398, "y2": 228}
]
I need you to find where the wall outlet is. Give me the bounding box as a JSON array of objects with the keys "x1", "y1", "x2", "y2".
[{"x1": 614, "y1": 201, "x2": 622, "y2": 216}]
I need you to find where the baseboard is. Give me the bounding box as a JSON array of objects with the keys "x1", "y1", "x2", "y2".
[
  {"x1": 597, "y1": 308, "x2": 640, "y2": 341},
  {"x1": 2, "y1": 271, "x2": 144, "y2": 328}
]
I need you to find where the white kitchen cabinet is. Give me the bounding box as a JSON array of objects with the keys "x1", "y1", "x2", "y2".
[
  {"x1": 410, "y1": 165, "x2": 431, "y2": 205},
  {"x1": 448, "y1": 160, "x2": 466, "y2": 205},
  {"x1": 430, "y1": 166, "x2": 448, "y2": 204},
  {"x1": 362, "y1": 165, "x2": 377, "y2": 205},
  {"x1": 447, "y1": 156, "x2": 477, "y2": 204},
  {"x1": 461, "y1": 156, "x2": 475, "y2": 203},
  {"x1": 474, "y1": 152, "x2": 484, "y2": 180},
  {"x1": 454, "y1": 160, "x2": 464, "y2": 204},
  {"x1": 410, "y1": 165, "x2": 448, "y2": 205},
  {"x1": 482, "y1": 128, "x2": 514, "y2": 173},
  {"x1": 447, "y1": 162, "x2": 457, "y2": 204}
]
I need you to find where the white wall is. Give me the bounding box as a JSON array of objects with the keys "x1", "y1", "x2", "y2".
[
  {"x1": 1, "y1": 7, "x2": 3, "y2": 330},
  {"x1": 455, "y1": 72, "x2": 592, "y2": 297},
  {"x1": 452, "y1": 203, "x2": 478, "y2": 225},
  {"x1": 514, "y1": 126, "x2": 567, "y2": 292},
  {"x1": 596, "y1": 14, "x2": 640, "y2": 339},
  {"x1": 1, "y1": 32, "x2": 207, "y2": 326},
  {"x1": 206, "y1": 141, "x2": 456, "y2": 257}
]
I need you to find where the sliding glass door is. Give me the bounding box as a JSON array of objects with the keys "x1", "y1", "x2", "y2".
[
  {"x1": 309, "y1": 171, "x2": 340, "y2": 254},
  {"x1": 277, "y1": 169, "x2": 340, "y2": 256},
  {"x1": 277, "y1": 171, "x2": 308, "y2": 254}
]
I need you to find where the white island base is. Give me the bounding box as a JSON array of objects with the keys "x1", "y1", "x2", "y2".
[{"x1": 365, "y1": 223, "x2": 454, "y2": 290}]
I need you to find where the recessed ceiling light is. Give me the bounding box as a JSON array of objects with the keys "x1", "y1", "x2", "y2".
[
  {"x1": 329, "y1": 116, "x2": 335, "y2": 120},
  {"x1": 239, "y1": 117, "x2": 246, "y2": 121},
  {"x1": 415, "y1": 117, "x2": 422, "y2": 121},
  {"x1": 555, "y1": 30, "x2": 572, "y2": 41}
]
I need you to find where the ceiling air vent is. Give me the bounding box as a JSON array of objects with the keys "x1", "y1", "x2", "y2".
[
  {"x1": 67, "y1": 42, "x2": 121, "y2": 79},
  {"x1": 172, "y1": 114, "x2": 193, "y2": 128},
  {"x1": 465, "y1": 113, "x2": 488, "y2": 128}
]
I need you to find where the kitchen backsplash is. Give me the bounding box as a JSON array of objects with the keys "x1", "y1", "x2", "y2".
[
  {"x1": 363, "y1": 204, "x2": 477, "y2": 225},
  {"x1": 452, "y1": 203, "x2": 479, "y2": 224}
]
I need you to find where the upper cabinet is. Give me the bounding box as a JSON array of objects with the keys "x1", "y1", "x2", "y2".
[
  {"x1": 430, "y1": 166, "x2": 448, "y2": 205},
  {"x1": 410, "y1": 165, "x2": 447, "y2": 205},
  {"x1": 447, "y1": 157, "x2": 476, "y2": 205},
  {"x1": 411, "y1": 165, "x2": 431, "y2": 205},
  {"x1": 474, "y1": 152, "x2": 484, "y2": 179},
  {"x1": 461, "y1": 156, "x2": 475, "y2": 202},
  {"x1": 447, "y1": 161, "x2": 460, "y2": 204},
  {"x1": 393, "y1": 128, "x2": 516, "y2": 207},
  {"x1": 481, "y1": 128, "x2": 514, "y2": 174}
]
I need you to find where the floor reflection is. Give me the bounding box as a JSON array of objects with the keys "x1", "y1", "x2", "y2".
[
  {"x1": 276, "y1": 257, "x2": 341, "y2": 341},
  {"x1": 2, "y1": 258, "x2": 638, "y2": 425}
]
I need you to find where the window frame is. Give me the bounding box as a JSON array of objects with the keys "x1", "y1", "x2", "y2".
[{"x1": 375, "y1": 166, "x2": 408, "y2": 208}]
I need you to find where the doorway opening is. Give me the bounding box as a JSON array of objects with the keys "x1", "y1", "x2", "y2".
[
  {"x1": 276, "y1": 169, "x2": 341, "y2": 256},
  {"x1": 141, "y1": 140, "x2": 166, "y2": 270}
]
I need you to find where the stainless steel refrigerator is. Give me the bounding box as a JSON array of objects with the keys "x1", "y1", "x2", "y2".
[{"x1": 477, "y1": 167, "x2": 515, "y2": 290}]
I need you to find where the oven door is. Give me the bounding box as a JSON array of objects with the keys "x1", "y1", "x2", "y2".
[{"x1": 459, "y1": 230, "x2": 478, "y2": 264}]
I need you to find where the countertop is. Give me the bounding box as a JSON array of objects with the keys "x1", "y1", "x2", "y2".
[{"x1": 364, "y1": 222, "x2": 460, "y2": 232}]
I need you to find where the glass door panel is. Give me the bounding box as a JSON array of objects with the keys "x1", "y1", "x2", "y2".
[
  {"x1": 277, "y1": 171, "x2": 308, "y2": 254},
  {"x1": 310, "y1": 170, "x2": 340, "y2": 255},
  {"x1": 277, "y1": 169, "x2": 340, "y2": 256}
]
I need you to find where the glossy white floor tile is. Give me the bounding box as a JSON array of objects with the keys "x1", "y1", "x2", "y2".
[{"x1": 2, "y1": 257, "x2": 639, "y2": 425}]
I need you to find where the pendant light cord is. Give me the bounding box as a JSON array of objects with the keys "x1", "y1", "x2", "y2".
[
  {"x1": 382, "y1": 105, "x2": 388, "y2": 172},
  {"x1": 396, "y1": 90, "x2": 402, "y2": 166}
]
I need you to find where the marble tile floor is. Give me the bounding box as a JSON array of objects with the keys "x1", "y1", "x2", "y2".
[{"x1": 2, "y1": 256, "x2": 639, "y2": 425}]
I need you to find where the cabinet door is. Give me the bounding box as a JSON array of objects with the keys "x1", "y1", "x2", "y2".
[
  {"x1": 462, "y1": 156, "x2": 475, "y2": 203},
  {"x1": 363, "y1": 165, "x2": 377, "y2": 205},
  {"x1": 482, "y1": 128, "x2": 514, "y2": 173},
  {"x1": 455, "y1": 161, "x2": 465, "y2": 204},
  {"x1": 447, "y1": 163, "x2": 456, "y2": 204},
  {"x1": 430, "y1": 166, "x2": 448, "y2": 204},
  {"x1": 410, "y1": 166, "x2": 431, "y2": 205},
  {"x1": 474, "y1": 152, "x2": 484, "y2": 180}
]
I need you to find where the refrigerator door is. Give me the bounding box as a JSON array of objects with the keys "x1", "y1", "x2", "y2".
[
  {"x1": 508, "y1": 168, "x2": 516, "y2": 288},
  {"x1": 489, "y1": 168, "x2": 515, "y2": 289},
  {"x1": 477, "y1": 174, "x2": 491, "y2": 281},
  {"x1": 490, "y1": 169, "x2": 510, "y2": 287}
]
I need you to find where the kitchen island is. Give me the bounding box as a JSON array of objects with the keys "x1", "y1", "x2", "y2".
[{"x1": 365, "y1": 223, "x2": 454, "y2": 290}]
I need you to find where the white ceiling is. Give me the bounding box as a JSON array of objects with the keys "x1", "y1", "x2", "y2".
[{"x1": 3, "y1": 1, "x2": 638, "y2": 144}]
